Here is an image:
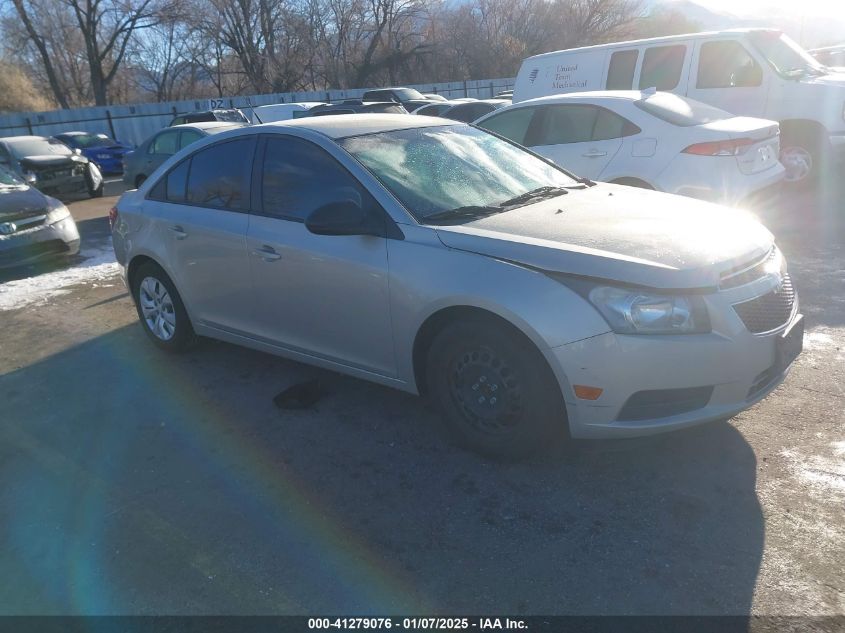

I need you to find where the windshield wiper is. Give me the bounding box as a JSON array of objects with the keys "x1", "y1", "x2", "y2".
[
  {"x1": 423, "y1": 205, "x2": 502, "y2": 225},
  {"x1": 498, "y1": 185, "x2": 569, "y2": 209}
]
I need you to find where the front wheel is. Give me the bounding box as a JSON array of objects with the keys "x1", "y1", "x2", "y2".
[
  {"x1": 131, "y1": 262, "x2": 196, "y2": 352},
  {"x1": 425, "y1": 319, "x2": 568, "y2": 459},
  {"x1": 780, "y1": 127, "x2": 828, "y2": 187}
]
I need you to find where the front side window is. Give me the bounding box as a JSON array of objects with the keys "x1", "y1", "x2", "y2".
[
  {"x1": 478, "y1": 107, "x2": 537, "y2": 145},
  {"x1": 607, "y1": 50, "x2": 638, "y2": 89},
  {"x1": 339, "y1": 125, "x2": 577, "y2": 221},
  {"x1": 150, "y1": 131, "x2": 179, "y2": 155},
  {"x1": 748, "y1": 31, "x2": 826, "y2": 78},
  {"x1": 698, "y1": 41, "x2": 763, "y2": 88},
  {"x1": 639, "y1": 45, "x2": 687, "y2": 90},
  {"x1": 185, "y1": 138, "x2": 255, "y2": 210},
  {"x1": 261, "y1": 136, "x2": 371, "y2": 221}
]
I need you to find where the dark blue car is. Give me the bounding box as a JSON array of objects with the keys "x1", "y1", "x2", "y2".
[{"x1": 54, "y1": 132, "x2": 133, "y2": 175}]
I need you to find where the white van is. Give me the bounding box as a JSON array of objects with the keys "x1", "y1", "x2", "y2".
[
  {"x1": 251, "y1": 102, "x2": 325, "y2": 123},
  {"x1": 513, "y1": 29, "x2": 845, "y2": 184}
]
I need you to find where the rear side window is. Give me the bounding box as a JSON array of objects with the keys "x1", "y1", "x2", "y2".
[
  {"x1": 179, "y1": 130, "x2": 204, "y2": 149},
  {"x1": 260, "y1": 136, "x2": 372, "y2": 222},
  {"x1": 185, "y1": 138, "x2": 255, "y2": 210},
  {"x1": 150, "y1": 131, "x2": 179, "y2": 155},
  {"x1": 593, "y1": 108, "x2": 640, "y2": 140},
  {"x1": 697, "y1": 41, "x2": 763, "y2": 88},
  {"x1": 639, "y1": 45, "x2": 687, "y2": 90},
  {"x1": 606, "y1": 50, "x2": 638, "y2": 89},
  {"x1": 634, "y1": 92, "x2": 730, "y2": 127},
  {"x1": 478, "y1": 107, "x2": 537, "y2": 145}
]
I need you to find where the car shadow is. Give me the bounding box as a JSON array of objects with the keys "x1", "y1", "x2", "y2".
[{"x1": 1, "y1": 324, "x2": 763, "y2": 616}]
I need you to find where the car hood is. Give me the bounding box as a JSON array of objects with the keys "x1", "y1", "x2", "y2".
[
  {"x1": 19, "y1": 155, "x2": 79, "y2": 169},
  {"x1": 432, "y1": 184, "x2": 773, "y2": 289},
  {"x1": 800, "y1": 70, "x2": 845, "y2": 86},
  {"x1": 0, "y1": 185, "x2": 47, "y2": 218}
]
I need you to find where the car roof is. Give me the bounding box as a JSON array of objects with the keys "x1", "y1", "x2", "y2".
[
  {"x1": 451, "y1": 98, "x2": 510, "y2": 106},
  {"x1": 517, "y1": 90, "x2": 652, "y2": 106},
  {"x1": 525, "y1": 28, "x2": 780, "y2": 60},
  {"x1": 1, "y1": 135, "x2": 50, "y2": 143},
  {"x1": 252, "y1": 113, "x2": 461, "y2": 139},
  {"x1": 170, "y1": 121, "x2": 246, "y2": 131}
]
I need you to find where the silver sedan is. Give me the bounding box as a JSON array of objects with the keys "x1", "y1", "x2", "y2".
[{"x1": 111, "y1": 115, "x2": 801, "y2": 458}]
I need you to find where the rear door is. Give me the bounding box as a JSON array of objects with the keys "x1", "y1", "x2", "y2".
[
  {"x1": 246, "y1": 134, "x2": 395, "y2": 376},
  {"x1": 526, "y1": 104, "x2": 623, "y2": 177},
  {"x1": 146, "y1": 136, "x2": 256, "y2": 333}
]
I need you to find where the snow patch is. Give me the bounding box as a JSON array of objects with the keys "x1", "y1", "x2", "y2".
[
  {"x1": 0, "y1": 245, "x2": 120, "y2": 312},
  {"x1": 780, "y1": 445, "x2": 845, "y2": 495}
]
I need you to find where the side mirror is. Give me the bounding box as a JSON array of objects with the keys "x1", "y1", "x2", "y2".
[{"x1": 305, "y1": 200, "x2": 381, "y2": 237}]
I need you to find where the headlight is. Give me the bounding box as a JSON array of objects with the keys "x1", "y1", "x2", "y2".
[
  {"x1": 587, "y1": 285, "x2": 710, "y2": 334},
  {"x1": 45, "y1": 198, "x2": 70, "y2": 224},
  {"x1": 22, "y1": 170, "x2": 37, "y2": 183}
]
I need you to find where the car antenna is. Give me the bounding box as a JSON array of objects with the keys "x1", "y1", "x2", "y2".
[{"x1": 247, "y1": 96, "x2": 263, "y2": 124}]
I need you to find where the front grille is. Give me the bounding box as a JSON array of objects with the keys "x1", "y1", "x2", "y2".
[
  {"x1": 617, "y1": 386, "x2": 714, "y2": 422},
  {"x1": 0, "y1": 239, "x2": 68, "y2": 267},
  {"x1": 720, "y1": 248, "x2": 776, "y2": 290},
  {"x1": 732, "y1": 273, "x2": 796, "y2": 334}
]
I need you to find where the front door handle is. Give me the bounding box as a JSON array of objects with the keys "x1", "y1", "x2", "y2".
[
  {"x1": 252, "y1": 245, "x2": 281, "y2": 262},
  {"x1": 169, "y1": 225, "x2": 187, "y2": 240},
  {"x1": 582, "y1": 150, "x2": 607, "y2": 158}
]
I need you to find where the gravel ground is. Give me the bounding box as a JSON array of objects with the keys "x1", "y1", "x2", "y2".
[{"x1": 0, "y1": 178, "x2": 842, "y2": 616}]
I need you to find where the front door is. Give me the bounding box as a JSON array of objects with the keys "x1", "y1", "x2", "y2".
[{"x1": 246, "y1": 134, "x2": 395, "y2": 376}]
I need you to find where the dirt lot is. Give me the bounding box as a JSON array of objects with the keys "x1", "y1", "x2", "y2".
[{"x1": 0, "y1": 178, "x2": 843, "y2": 616}]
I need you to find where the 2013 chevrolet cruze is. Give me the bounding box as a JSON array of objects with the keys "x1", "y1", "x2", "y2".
[{"x1": 111, "y1": 114, "x2": 803, "y2": 458}]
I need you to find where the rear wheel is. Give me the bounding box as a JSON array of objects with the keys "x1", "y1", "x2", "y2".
[
  {"x1": 425, "y1": 319, "x2": 567, "y2": 459},
  {"x1": 135, "y1": 175, "x2": 147, "y2": 188},
  {"x1": 131, "y1": 261, "x2": 196, "y2": 352}
]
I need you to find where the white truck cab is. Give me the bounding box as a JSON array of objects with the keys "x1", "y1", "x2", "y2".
[{"x1": 513, "y1": 29, "x2": 845, "y2": 184}]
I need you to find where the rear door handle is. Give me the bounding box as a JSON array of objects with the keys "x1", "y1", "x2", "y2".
[
  {"x1": 252, "y1": 245, "x2": 281, "y2": 262},
  {"x1": 582, "y1": 150, "x2": 607, "y2": 158},
  {"x1": 169, "y1": 225, "x2": 187, "y2": 240}
]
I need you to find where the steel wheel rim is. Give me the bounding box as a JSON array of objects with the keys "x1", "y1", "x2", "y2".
[
  {"x1": 780, "y1": 146, "x2": 812, "y2": 183},
  {"x1": 448, "y1": 345, "x2": 523, "y2": 434},
  {"x1": 139, "y1": 276, "x2": 176, "y2": 341}
]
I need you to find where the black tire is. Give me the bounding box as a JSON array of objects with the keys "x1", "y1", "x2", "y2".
[
  {"x1": 780, "y1": 127, "x2": 827, "y2": 188},
  {"x1": 425, "y1": 319, "x2": 568, "y2": 459},
  {"x1": 135, "y1": 175, "x2": 147, "y2": 188},
  {"x1": 131, "y1": 261, "x2": 196, "y2": 352},
  {"x1": 88, "y1": 183, "x2": 104, "y2": 198}
]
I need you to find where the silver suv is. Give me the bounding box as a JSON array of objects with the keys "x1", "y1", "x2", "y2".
[{"x1": 111, "y1": 115, "x2": 802, "y2": 458}]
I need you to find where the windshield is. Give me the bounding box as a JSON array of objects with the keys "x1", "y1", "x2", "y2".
[
  {"x1": 635, "y1": 92, "x2": 731, "y2": 127},
  {"x1": 64, "y1": 133, "x2": 113, "y2": 148},
  {"x1": 0, "y1": 166, "x2": 26, "y2": 187},
  {"x1": 339, "y1": 124, "x2": 578, "y2": 222},
  {"x1": 213, "y1": 110, "x2": 249, "y2": 123},
  {"x1": 749, "y1": 32, "x2": 827, "y2": 77},
  {"x1": 7, "y1": 137, "x2": 73, "y2": 159},
  {"x1": 394, "y1": 88, "x2": 425, "y2": 101}
]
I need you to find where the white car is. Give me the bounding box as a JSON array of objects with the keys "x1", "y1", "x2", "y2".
[{"x1": 475, "y1": 90, "x2": 785, "y2": 206}]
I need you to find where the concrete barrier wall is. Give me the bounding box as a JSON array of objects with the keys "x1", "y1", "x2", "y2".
[{"x1": 0, "y1": 78, "x2": 515, "y2": 146}]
